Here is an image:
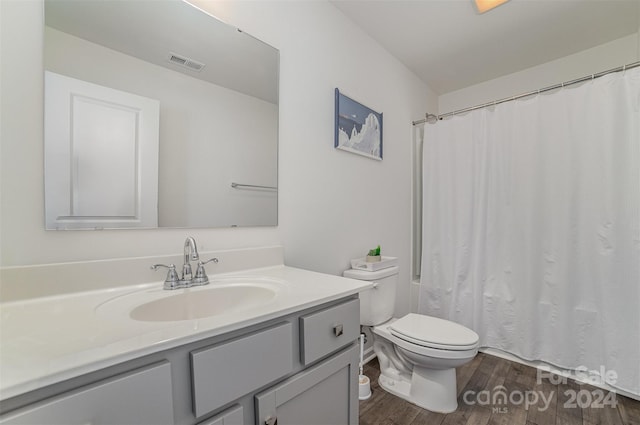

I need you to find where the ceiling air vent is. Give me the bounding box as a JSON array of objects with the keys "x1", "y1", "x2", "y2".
[{"x1": 167, "y1": 52, "x2": 205, "y2": 72}]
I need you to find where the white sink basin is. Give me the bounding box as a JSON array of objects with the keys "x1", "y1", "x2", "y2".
[
  {"x1": 96, "y1": 277, "x2": 284, "y2": 322},
  {"x1": 130, "y1": 284, "x2": 277, "y2": 322}
]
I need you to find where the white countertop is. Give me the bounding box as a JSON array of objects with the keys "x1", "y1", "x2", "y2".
[{"x1": 0, "y1": 265, "x2": 370, "y2": 400}]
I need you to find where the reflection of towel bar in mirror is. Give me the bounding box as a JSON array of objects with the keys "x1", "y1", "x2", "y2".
[{"x1": 231, "y1": 182, "x2": 277, "y2": 191}]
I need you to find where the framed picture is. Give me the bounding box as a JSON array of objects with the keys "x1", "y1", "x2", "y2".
[{"x1": 334, "y1": 88, "x2": 383, "y2": 160}]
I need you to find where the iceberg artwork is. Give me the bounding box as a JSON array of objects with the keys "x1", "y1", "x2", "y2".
[{"x1": 334, "y1": 88, "x2": 383, "y2": 160}]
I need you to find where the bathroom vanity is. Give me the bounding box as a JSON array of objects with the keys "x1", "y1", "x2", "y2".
[{"x1": 0, "y1": 253, "x2": 370, "y2": 425}]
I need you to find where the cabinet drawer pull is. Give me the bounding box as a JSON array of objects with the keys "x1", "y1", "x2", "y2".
[
  {"x1": 265, "y1": 415, "x2": 278, "y2": 425},
  {"x1": 333, "y1": 324, "x2": 343, "y2": 337}
]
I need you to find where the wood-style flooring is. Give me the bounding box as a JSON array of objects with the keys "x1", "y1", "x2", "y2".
[{"x1": 359, "y1": 353, "x2": 640, "y2": 425}]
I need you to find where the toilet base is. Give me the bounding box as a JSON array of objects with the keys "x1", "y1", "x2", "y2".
[
  {"x1": 378, "y1": 366, "x2": 458, "y2": 413},
  {"x1": 370, "y1": 317, "x2": 478, "y2": 413}
]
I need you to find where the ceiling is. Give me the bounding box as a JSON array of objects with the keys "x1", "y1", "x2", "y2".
[{"x1": 331, "y1": 0, "x2": 640, "y2": 94}]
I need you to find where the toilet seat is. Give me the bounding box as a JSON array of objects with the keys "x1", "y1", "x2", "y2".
[
  {"x1": 374, "y1": 319, "x2": 477, "y2": 362},
  {"x1": 389, "y1": 313, "x2": 479, "y2": 351}
]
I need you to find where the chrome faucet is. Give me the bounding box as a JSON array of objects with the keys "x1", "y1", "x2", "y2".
[
  {"x1": 181, "y1": 236, "x2": 200, "y2": 283},
  {"x1": 151, "y1": 237, "x2": 218, "y2": 290}
]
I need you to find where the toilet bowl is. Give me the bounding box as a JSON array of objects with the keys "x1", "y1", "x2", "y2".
[
  {"x1": 344, "y1": 266, "x2": 479, "y2": 413},
  {"x1": 373, "y1": 314, "x2": 478, "y2": 412}
]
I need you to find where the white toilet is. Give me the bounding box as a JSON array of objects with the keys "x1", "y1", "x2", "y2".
[{"x1": 344, "y1": 266, "x2": 479, "y2": 413}]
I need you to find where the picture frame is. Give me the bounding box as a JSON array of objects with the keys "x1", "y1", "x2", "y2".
[{"x1": 334, "y1": 88, "x2": 383, "y2": 160}]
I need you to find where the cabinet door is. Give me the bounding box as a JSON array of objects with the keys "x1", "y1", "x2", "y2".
[
  {"x1": 197, "y1": 404, "x2": 243, "y2": 425},
  {"x1": 0, "y1": 362, "x2": 173, "y2": 425},
  {"x1": 255, "y1": 344, "x2": 359, "y2": 425}
]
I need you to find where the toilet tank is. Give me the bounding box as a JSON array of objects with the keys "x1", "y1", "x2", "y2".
[{"x1": 343, "y1": 266, "x2": 398, "y2": 326}]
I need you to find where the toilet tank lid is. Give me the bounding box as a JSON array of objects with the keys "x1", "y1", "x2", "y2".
[{"x1": 343, "y1": 266, "x2": 399, "y2": 281}]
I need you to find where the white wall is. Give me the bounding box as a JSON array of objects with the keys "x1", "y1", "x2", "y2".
[
  {"x1": 188, "y1": 0, "x2": 437, "y2": 316},
  {"x1": 44, "y1": 27, "x2": 278, "y2": 228},
  {"x1": 1, "y1": 1, "x2": 435, "y2": 315},
  {"x1": 439, "y1": 32, "x2": 640, "y2": 113}
]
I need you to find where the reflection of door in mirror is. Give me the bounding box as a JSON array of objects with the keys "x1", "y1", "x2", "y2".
[
  {"x1": 45, "y1": 71, "x2": 160, "y2": 230},
  {"x1": 43, "y1": 0, "x2": 279, "y2": 230}
]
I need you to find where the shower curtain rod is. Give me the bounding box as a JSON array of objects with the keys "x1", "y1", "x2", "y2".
[{"x1": 412, "y1": 60, "x2": 640, "y2": 125}]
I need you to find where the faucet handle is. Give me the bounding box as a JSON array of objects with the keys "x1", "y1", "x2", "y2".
[
  {"x1": 151, "y1": 264, "x2": 182, "y2": 290},
  {"x1": 201, "y1": 258, "x2": 219, "y2": 266},
  {"x1": 192, "y1": 258, "x2": 219, "y2": 286}
]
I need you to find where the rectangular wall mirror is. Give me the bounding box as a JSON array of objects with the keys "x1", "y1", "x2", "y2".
[{"x1": 44, "y1": 0, "x2": 279, "y2": 230}]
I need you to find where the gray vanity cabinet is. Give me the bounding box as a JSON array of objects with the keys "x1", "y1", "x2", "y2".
[
  {"x1": 255, "y1": 344, "x2": 359, "y2": 425},
  {"x1": 0, "y1": 296, "x2": 361, "y2": 425}
]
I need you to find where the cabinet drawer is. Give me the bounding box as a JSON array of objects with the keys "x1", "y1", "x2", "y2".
[
  {"x1": 0, "y1": 362, "x2": 173, "y2": 425},
  {"x1": 299, "y1": 298, "x2": 360, "y2": 365},
  {"x1": 191, "y1": 322, "x2": 293, "y2": 418}
]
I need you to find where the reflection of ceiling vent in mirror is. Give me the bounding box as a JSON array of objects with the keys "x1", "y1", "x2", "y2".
[{"x1": 167, "y1": 52, "x2": 205, "y2": 72}]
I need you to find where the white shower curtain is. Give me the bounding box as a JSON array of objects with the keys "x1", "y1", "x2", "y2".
[{"x1": 418, "y1": 67, "x2": 640, "y2": 396}]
